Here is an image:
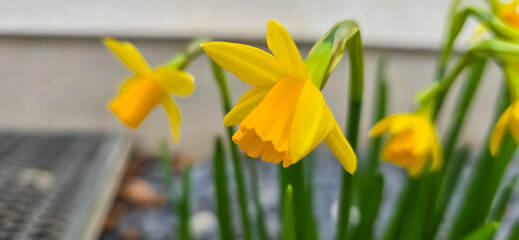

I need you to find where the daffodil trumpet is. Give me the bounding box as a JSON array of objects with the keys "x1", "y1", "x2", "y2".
[
  {"x1": 202, "y1": 20, "x2": 357, "y2": 173},
  {"x1": 105, "y1": 38, "x2": 195, "y2": 142}
]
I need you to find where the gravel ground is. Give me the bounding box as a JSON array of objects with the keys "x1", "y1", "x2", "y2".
[{"x1": 100, "y1": 147, "x2": 519, "y2": 240}]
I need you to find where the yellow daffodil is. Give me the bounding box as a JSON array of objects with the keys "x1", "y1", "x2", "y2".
[
  {"x1": 492, "y1": 0, "x2": 519, "y2": 29},
  {"x1": 369, "y1": 113, "x2": 442, "y2": 176},
  {"x1": 105, "y1": 38, "x2": 194, "y2": 142},
  {"x1": 202, "y1": 20, "x2": 357, "y2": 173},
  {"x1": 490, "y1": 100, "x2": 519, "y2": 155}
]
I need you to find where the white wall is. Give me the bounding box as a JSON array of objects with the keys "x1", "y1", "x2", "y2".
[
  {"x1": 1, "y1": 0, "x2": 483, "y2": 49},
  {"x1": 0, "y1": 37, "x2": 503, "y2": 156},
  {"x1": 0, "y1": 0, "x2": 502, "y2": 156}
]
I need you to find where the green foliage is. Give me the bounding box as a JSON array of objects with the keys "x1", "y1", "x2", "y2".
[
  {"x1": 210, "y1": 60, "x2": 253, "y2": 240},
  {"x1": 461, "y1": 222, "x2": 499, "y2": 240},
  {"x1": 213, "y1": 137, "x2": 235, "y2": 240},
  {"x1": 282, "y1": 185, "x2": 296, "y2": 240}
]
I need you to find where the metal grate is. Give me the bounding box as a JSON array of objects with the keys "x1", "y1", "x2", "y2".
[{"x1": 0, "y1": 133, "x2": 131, "y2": 240}]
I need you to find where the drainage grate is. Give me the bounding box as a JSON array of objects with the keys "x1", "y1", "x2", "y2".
[{"x1": 0, "y1": 133, "x2": 131, "y2": 240}]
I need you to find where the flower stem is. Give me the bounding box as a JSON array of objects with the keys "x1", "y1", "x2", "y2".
[
  {"x1": 446, "y1": 85, "x2": 517, "y2": 240},
  {"x1": 213, "y1": 137, "x2": 235, "y2": 240},
  {"x1": 336, "y1": 30, "x2": 364, "y2": 240},
  {"x1": 210, "y1": 60, "x2": 253, "y2": 240}
]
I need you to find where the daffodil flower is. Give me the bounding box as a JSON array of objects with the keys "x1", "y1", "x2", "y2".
[
  {"x1": 492, "y1": 0, "x2": 519, "y2": 30},
  {"x1": 105, "y1": 38, "x2": 194, "y2": 142},
  {"x1": 490, "y1": 100, "x2": 519, "y2": 155},
  {"x1": 202, "y1": 20, "x2": 357, "y2": 173},
  {"x1": 369, "y1": 113, "x2": 442, "y2": 176}
]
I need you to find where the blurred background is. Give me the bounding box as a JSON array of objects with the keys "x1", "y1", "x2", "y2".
[
  {"x1": 0, "y1": 0, "x2": 496, "y2": 156},
  {"x1": 4, "y1": 1, "x2": 518, "y2": 239}
]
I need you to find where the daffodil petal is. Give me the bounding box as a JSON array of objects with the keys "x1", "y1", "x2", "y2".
[
  {"x1": 224, "y1": 85, "x2": 272, "y2": 126},
  {"x1": 407, "y1": 157, "x2": 427, "y2": 177},
  {"x1": 118, "y1": 77, "x2": 141, "y2": 95},
  {"x1": 490, "y1": 106, "x2": 511, "y2": 156},
  {"x1": 369, "y1": 114, "x2": 411, "y2": 137},
  {"x1": 104, "y1": 38, "x2": 152, "y2": 75},
  {"x1": 324, "y1": 123, "x2": 357, "y2": 174},
  {"x1": 266, "y1": 20, "x2": 308, "y2": 80},
  {"x1": 154, "y1": 67, "x2": 195, "y2": 96},
  {"x1": 289, "y1": 81, "x2": 335, "y2": 164},
  {"x1": 411, "y1": 119, "x2": 435, "y2": 156},
  {"x1": 162, "y1": 98, "x2": 181, "y2": 143},
  {"x1": 202, "y1": 42, "x2": 285, "y2": 86},
  {"x1": 431, "y1": 132, "x2": 443, "y2": 171}
]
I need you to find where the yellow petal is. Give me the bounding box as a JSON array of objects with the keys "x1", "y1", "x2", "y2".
[
  {"x1": 406, "y1": 156, "x2": 427, "y2": 177},
  {"x1": 223, "y1": 85, "x2": 272, "y2": 126},
  {"x1": 289, "y1": 81, "x2": 335, "y2": 164},
  {"x1": 104, "y1": 38, "x2": 152, "y2": 75},
  {"x1": 202, "y1": 42, "x2": 285, "y2": 86},
  {"x1": 430, "y1": 132, "x2": 443, "y2": 171},
  {"x1": 410, "y1": 119, "x2": 436, "y2": 156},
  {"x1": 154, "y1": 67, "x2": 195, "y2": 96},
  {"x1": 266, "y1": 20, "x2": 308, "y2": 80},
  {"x1": 369, "y1": 114, "x2": 410, "y2": 137},
  {"x1": 118, "y1": 77, "x2": 140, "y2": 95},
  {"x1": 162, "y1": 98, "x2": 181, "y2": 143},
  {"x1": 490, "y1": 106, "x2": 512, "y2": 156},
  {"x1": 324, "y1": 122, "x2": 357, "y2": 174}
]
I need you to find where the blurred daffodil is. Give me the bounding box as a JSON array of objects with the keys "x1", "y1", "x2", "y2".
[
  {"x1": 369, "y1": 113, "x2": 442, "y2": 177},
  {"x1": 490, "y1": 100, "x2": 519, "y2": 155},
  {"x1": 490, "y1": 65, "x2": 519, "y2": 155},
  {"x1": 105, "y1": 38, "x2": 194, "y2": 142},
  {"x1": 492, "y1": 0, "x2": 519, "y2": 29},
  {"x1": 202, "y1": 20, "x2": 357, "y2": 173}
]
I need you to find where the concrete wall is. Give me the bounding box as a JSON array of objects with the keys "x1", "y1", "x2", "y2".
[{"x1": 0, "y1": 36, "x2": 503, "y2": 156}]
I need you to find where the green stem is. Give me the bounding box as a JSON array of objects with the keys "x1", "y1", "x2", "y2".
[
  {"x1": 425, "y1": 57, "x2": 487, "y2": 239},
  {"x1": 214, "y1": 137, "x2": 235, "y2": 240},
  {"x1": 167, "y1": 38, "x2": 210, "y2": 71},
  {"x1": 336, "y1": 30, "x2": 364, "y2": 240},
  {"x1": 366, "y1": 54, "x2": 388, "y2": 175},
  {"x1": 248, "y1": 159, "x2": 269, "y2": 240},
  {"x1": 210, "y1": 60, "x2": 253, "y2": 240},
  {"x1": 178, "y1": 164, "x2": 193, "y2": 240},
  {"x1": 446, "y1": 85, "x2": 517, "y2": 240}
]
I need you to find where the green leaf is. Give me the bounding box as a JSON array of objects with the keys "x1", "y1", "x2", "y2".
[
  {"x1": 381, "y1": 177, "x2": 421, "y2": 240},
  {"x1": 461, "y1": 222, "x2": 499, "y2": 240},
  {"x1": 213, "y1": 137, "x2": 235, "y2": 240},
  {"x1": 425, "y1": 58, "x2": 487, "y2": 239},
  {"x1": 487, "y1": 174, "x2": 518, "y2": 222},
  {"x1": 446, "y1": 85, "x2": 517, "y2": 240},
  {"x1": 158, "y1": 139, "x2": 178, "y2": 206},
  {"x1": 507, "y1": 217, "x2": 519, "y2": 240},
  {"x1": 279, "y1": 159, "x2": 318, "y2": 240},
  {"x1": 365, "y1": 54, "x2": 388, "y2": 175},
  {"x1": 178, "y1": 164, "x2": 193, "y2": 240},
  {"x1": 282, "y1": 185, "x2": 296, "y2": 240},
  {"x1": 352, "y1": 173, "x2": 384, "y2": 240},
  {"x1": 210, "y1": 60, "x2": 253, "y2": 240},
  {"x1": 247, "y1": 158, "x2": 269, "y2": 240}
]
